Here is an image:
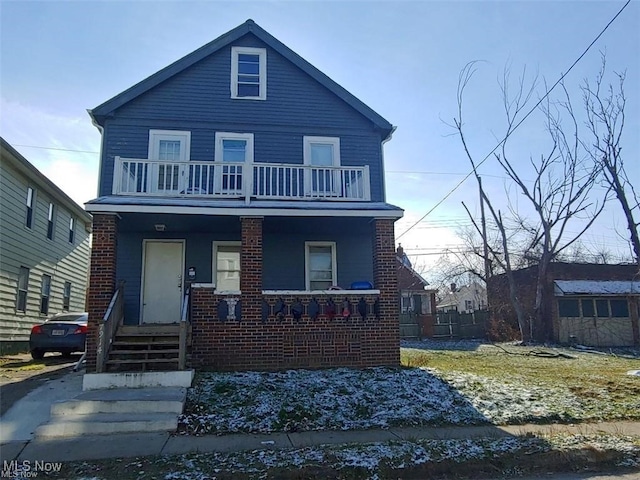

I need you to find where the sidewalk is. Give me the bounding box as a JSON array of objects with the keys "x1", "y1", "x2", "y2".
[
  {"x1": 4, "y1": 419, "x2": 640, "y2": 463},
  {"x1": 2, "y1": 369, "x2": 640, "y2": 464}
]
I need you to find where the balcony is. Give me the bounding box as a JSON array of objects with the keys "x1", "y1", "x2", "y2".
[{"x1": 113, "y1": 157, "x2": 371, "y2": 202}]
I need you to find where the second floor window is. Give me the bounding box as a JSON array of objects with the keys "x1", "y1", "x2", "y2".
[
  {"x1": 303, "y1": 137, "x2": 341, "y2": 195},
  {"x1": 231, "y1": 47, "x2": 266, "y2": 100},
  {"x1": 148, "y1": 130, "x2": 191, "y2": 194},
  {"x1": 46, "y1": 203, "x2": 55, "y2": 240},
  {"x1": 40, "y1": 274, "x2": 51, "y2": 315},
  {"x1": 68, "y1": 217, "x2": 75, "y2": 244},
  {"x1": 25, "y1": 187, "x2": 35, "y2": 229}
]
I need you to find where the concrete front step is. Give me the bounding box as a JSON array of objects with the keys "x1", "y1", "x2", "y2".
[
  {"x1": 36, "y1": 412, "x2": 180, "y2": 438},
  {"x1": 51, "y1": 387, "x2": 186, "y2": 416}
]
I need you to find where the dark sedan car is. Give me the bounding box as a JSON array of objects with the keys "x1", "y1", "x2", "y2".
[{"x1": 29, "y1": 312, "x2": 88, "y2": 359}]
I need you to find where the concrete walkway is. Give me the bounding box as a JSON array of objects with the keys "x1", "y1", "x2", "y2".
[
  {"x1": 2, "y1": 369, "x2": 640, "y2": 464},
  {"x1": 4, "y1": 420, "x2": 640, "y2": 463}
]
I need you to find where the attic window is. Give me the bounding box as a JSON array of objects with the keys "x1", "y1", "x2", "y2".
[{"x1": 231, "y1": 47, "x2": 266, "y2": 100}]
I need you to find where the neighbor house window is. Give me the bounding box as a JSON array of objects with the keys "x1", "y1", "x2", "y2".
[
  {"x1": 63, "y1": 282, "x2": 72, "y2": 311},
  {"x1": 40, "y1": 274, "x2": 51, "y2": 314},
  {"x1": 558, "y1": 299, "x2": 579, "y2": 317},
  {"x1": 68, "y1": 217, "x2": 75, "y2": 244},
  {"x1": 17, "y1": 267, "x2": 29, "y2": 312},
  {"x1": 303, "y1": 137, "x2": 340, "y2": 195},
  {"x1": 231, "y1": 46, "x2": 266, "y2": 100},
  {"x1": 305, "y1": 242, "x2": 337, "y2": 291},
  {"x1": 213, "y1": 242, "x2": 241, "y2": 291},
  {"x1": 421, "y1": 294, "x2": 432, "y2": 315},
  {"x1": 400, "y1": 293, "x2": 414, "y2": 313},
  {"x1": 214, "y1": 132, "x2": 254, "y2": 194},
  {"x1": 609, "y1": 299, "x2": 629, "y2": 317},
  {"x1": 465, "y1": 300, "x2": 474, "y2": 311},
  {"x1": 25, "y1": 187, "x2": 35, "y2": 229},
  {"x1": 46, "y1": 203, "x2": 55, "y2": 240}
]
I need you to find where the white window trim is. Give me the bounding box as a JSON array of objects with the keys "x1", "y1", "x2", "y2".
[
  {"x1": 148, "y1": 130, "x2": 191, "y2": 161},
  {"x1": 231, "y1": 46, "x2": 267, "y2": 100},
  {"x1": 304, "y1": 241, "x2": 337, "y2": 291},
  {"x1": 212, "y1": 241, "x2": 242, "y2": 293},
  {"x1": 303, "y1": 136, "x2": 341, "y2": 166},
  {"x1": 214, "y1": 132, "x2": 254, "y2": 163}
]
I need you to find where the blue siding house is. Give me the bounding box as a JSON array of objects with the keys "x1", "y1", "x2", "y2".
[{"x1": 84, "y1": 20, "x2": 403, "y2": 373}]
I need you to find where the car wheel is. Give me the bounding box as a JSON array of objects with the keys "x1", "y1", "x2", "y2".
[{"x1": 31, "y1": 349, "x2": 45, "y2": 360}]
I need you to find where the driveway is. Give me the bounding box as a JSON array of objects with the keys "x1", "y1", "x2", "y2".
[{"x1": 0, "y1": 352, "x2": 82, "y2": 416}]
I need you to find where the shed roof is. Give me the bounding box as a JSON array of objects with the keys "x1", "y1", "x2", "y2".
[
  {"x1": 88, "y1": 19, "x2": 393, "y2": 139},
  {"x1": 554, "y1": 280, "x2": 640, "y2": 296}
]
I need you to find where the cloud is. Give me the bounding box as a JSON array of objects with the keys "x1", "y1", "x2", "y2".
[{"x1": 0, "y1": 98, "x2": 100, "y2": 205}]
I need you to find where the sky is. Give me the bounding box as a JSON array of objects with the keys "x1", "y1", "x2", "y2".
[{"x1": 1, "y1": 0, "x2": 638, "y2": 279}]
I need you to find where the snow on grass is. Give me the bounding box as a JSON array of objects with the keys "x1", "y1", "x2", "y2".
[
  {"x1": 180, "y1": 367, "x2": 486, "y2": 434},
  {"x1": 154, "y1": 434, "x2": 640, "y2": 480}
]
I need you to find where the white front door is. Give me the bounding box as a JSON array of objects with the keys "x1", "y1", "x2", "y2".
[{"x1": 141, "y1": 240, "x2": 184, "y2": 324}]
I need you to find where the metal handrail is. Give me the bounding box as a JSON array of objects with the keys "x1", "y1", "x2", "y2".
[
  {"x1": 178, "y1": 287, "x2": 190, "y2": 370},
  {"x1": 96, "y1": 281, "x2": 125, "y2": 373}
]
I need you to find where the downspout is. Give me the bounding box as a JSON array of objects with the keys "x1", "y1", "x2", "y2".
[
  {"x1": 380, "y1": 125, "x2": 397, "y2": 204},
  {"x1": 87, "y1": 109, "x2": 105, "y2": 198}
]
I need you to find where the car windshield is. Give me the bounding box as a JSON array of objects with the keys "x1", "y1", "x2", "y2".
[{"x1": 47, "y1": 314, "x2": 86, "y2": 322}]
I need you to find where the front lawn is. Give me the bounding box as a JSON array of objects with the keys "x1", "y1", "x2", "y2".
[{"x1": 179, "y1": 342, "x2": 640, "y2": 435}]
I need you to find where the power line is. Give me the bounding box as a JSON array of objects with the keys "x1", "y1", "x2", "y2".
[
  {"x1": 11, "y1": 144, "x2": 100, "y2": 154},
  {"x1": 396, "y1": 0, "x2": 631, "y2": 240}
]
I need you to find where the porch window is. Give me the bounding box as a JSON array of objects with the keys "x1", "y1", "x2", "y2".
[
  {"x1": 305, "y1": 242, "x2": 337, "y2": 291},
  {"x1": 17, "y1": 266, "x2": 29, "y2": 312},
  {"x1": 231, "y1": 46, "x2": 266, "y2": 100},
  {"x1": 213, "y1": 242, "x2": 241, "y2": 291},
  {"x1": 40, "y1": 274, "x2": 51, "y2": 315}
]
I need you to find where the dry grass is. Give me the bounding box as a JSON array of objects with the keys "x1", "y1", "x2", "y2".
[{"x1": 401, "y1": 343, "x2": 640, "y2": 422}]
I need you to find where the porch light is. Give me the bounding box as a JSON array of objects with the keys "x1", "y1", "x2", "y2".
[{"x1": 154, "y1": 224, "x2": 166, "y2": 232}]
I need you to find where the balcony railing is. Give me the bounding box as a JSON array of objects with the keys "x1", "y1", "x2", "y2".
[{"x1": 113, "y1": 157, "x2": 371, "y2": 201}]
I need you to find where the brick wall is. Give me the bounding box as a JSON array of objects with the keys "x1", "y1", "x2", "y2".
[
  {"x1": 86, "y1": 214, "x2": 118, "y2": 372},
  {"x1": 190, "y1": 290, "x2": 397, "y2": 370},
  {"x1": 189, "y1": 217, "x2": 400, "y2": 370}
]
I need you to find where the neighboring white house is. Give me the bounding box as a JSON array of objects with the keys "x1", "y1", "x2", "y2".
[{"x1": 437, "y1": 281, "x2": 487, "y2": 313}]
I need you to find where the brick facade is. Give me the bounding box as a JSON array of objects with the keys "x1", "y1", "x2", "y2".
[
  {"x1": 85, "y1": 214, "x2": 118, "y2": 372},
  {"x1": 189, "y1": 217, "x2": 400, "y2": 370}
]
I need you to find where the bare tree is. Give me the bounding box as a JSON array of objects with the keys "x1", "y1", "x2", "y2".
[
  {"x1": 453, "y1": 62, "x2": 606, "y2": 342},
  {"x1": 583, "y1": 56, "x2": 639, "y2": 263}
]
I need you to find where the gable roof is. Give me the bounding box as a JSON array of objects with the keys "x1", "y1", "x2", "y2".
[{"x1": 88, "y1": 19, "x2": 394, "y2": 139}]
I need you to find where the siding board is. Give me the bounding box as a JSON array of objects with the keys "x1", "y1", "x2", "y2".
[
  {"x1": 97, "y1": 34, "x2": 386, "y2": 201},
  {"x1": 1, "y1": 152, "x2": 90, "y2": 343}
]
